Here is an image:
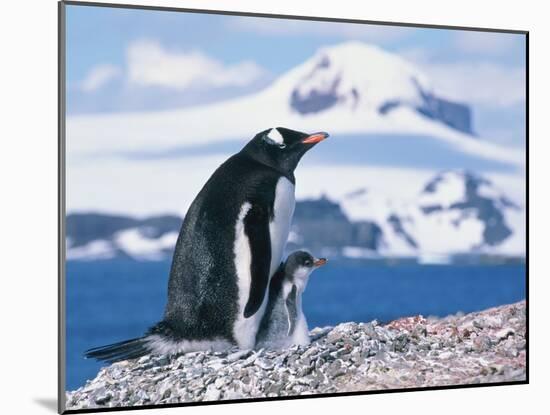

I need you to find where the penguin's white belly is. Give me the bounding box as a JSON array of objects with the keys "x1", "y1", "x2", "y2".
[
  {"x1": 283, "y1": 281, "x2": 310, "y2": 348},
  {"x1": 232, "y1": 178, "x2": 295, "y2": 350},
  {"x1": 232, "y1": 202, "x2": 257, "y2": 349},
  {"x1": 289, "y1": 311, "x2": 310, "y2": 347},
  {"x1": 269, "y1": 177, "x2": 295, "y2": 276}
]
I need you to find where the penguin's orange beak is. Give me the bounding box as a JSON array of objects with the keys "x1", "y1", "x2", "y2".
[
  {"x1": 302, "y1": 132, "x2": 329, "y2": 144},
  {"x1": 313, "y1": 258, "x2": 327, "y2": 267}
]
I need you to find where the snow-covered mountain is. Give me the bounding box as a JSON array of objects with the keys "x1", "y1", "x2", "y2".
[
  {"x1": 67, "y1": 171, "x2": 525, "y2": 262},
  {"x1": 67, "y1": 42, "x2": 523, "y2": 167},
  {"x1": 339, "y1": 170, "x2": 525, "y2": 259},
  {"x1": 289, "y1": 42, "x2": 472, "y2": 134},
  {"x1": 66, "y1": 214, "x2": 181, "y2": 261}
]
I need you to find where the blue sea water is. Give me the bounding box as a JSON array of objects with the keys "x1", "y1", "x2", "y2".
[{"x1": 66, "y1": 259, "x2": 526, "y2": 390}]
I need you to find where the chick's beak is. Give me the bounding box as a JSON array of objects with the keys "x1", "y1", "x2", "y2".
[
  {"x1": 302, "y1": 132, "x2": 329, "y2": 144},
  {"x1": 313, "y1": 258, "x2": 328, "y2": 267}
]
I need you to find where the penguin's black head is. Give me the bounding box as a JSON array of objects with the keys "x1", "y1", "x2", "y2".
[
  {"x1": 284, "y1": 250, "x2": 327, "y2": 285},
  {"x1": 242, "y1": 127, "x2": 329, "y2": 177}
]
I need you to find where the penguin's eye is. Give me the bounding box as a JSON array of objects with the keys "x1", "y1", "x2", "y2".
[
  {"x1": 278, "y1": 143, "x2": 286, "y2": 149},
  {"x1": 304, "y1": 260, "x2": 311, "y2": 266}
]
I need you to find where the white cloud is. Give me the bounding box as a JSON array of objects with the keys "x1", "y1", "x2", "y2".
[
  {"x1": 453, "y1": 31, "x2": 523, "y2": 56},
  {"x1": 228, "y1": 16, "x2": 410, "y2": 43},
  {"x1": 80, "y1": 63, "x2": 121, "y2": 92},
  {"x1": 423, "y1": 61, "x2": 526, "y2": 107},
  {"x1": 126, "y1": 39, "x2": 267, "y2": 90}
]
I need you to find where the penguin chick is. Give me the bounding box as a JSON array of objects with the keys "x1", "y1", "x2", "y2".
[{"x1": 256, "y1": 251, "x2": 327, "y2": 349}]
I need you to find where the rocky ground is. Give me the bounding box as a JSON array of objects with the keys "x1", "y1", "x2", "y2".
[{"x1": 66, "y1": 301, "x2": 526, "y2": 410}]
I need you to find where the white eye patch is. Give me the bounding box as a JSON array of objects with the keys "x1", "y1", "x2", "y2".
[{"x1": 265, "y1": 128, "x2": 285, "y2": 146}]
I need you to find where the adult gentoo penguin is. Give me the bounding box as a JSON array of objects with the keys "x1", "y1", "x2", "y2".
[
  {"x1": 85, "y1": 127, "x2": 329, "y2": 363},
  {"x1": 256, "y1": 251, "x2": 327, "y2": 349}
]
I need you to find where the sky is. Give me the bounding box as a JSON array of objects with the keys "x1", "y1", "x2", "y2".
[{"x1": 65, "y1": 4, "x2": 526, "y2": 148}]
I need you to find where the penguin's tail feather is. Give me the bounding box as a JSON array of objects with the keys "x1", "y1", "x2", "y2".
[{"x1": 84, "y1": 337, "x2": 151, "y2": 364}]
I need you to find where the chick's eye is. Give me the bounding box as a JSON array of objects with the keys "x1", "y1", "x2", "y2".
[
  {"x1": 279, "y1": 143, "x2": 286, "y2": 149},
  {"x1": 304, "y1": 260, "x2": 311, "y2": 266}
]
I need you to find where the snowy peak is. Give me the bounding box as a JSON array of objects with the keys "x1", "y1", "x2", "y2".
[
  {"x1": 420, "y1": 170, "x2": 470, "y2": 208},
  {"x1": 285, "y1": 42, "x2": 473, "y2": 134},
  {"x1": 341, "y1": 170, "x2": 524, "y2": 257},
  {"x1": 291, "y1": 42, "x2": 428, "y2": 112},
  {"x1": 418, "y1": 170, "x2": 520, "y2": 247},
  {"x1": 420, "y1": 170, "x2": 519, "y2": 212}
]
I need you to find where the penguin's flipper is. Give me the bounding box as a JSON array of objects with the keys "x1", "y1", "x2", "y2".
[
  {"x1": 285, "y1": 284, "x2": 298, "y2": 336},
  {"x1": 243, "y1": 204, "x2": 271, "y2": 318},
  {"x1": 84, "y1": 337, "x2": 150, "y2": 364}
]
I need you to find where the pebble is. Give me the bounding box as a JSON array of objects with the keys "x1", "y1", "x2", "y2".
[
  {"x1": 255, "y1": 358, "x2": 275, "y2": 371},
  {"x1": 93, "y1": 388, "x2": 111, "y2": 405},
  {"x1": 204, "y1": 384, "x2": 221, "y2": 401},
  {"x1": 495, "y1": 327, "x2": 515, "y2": 340},
  {"x1": 438, "y1": 351, "x2": 453, "y2": 360},
  {"x1": 66, "y1": 301, "x2": 526, "y2": 410},
  {"x1": 227, "y1": 350, "x2": 252, "y2": 363}
]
